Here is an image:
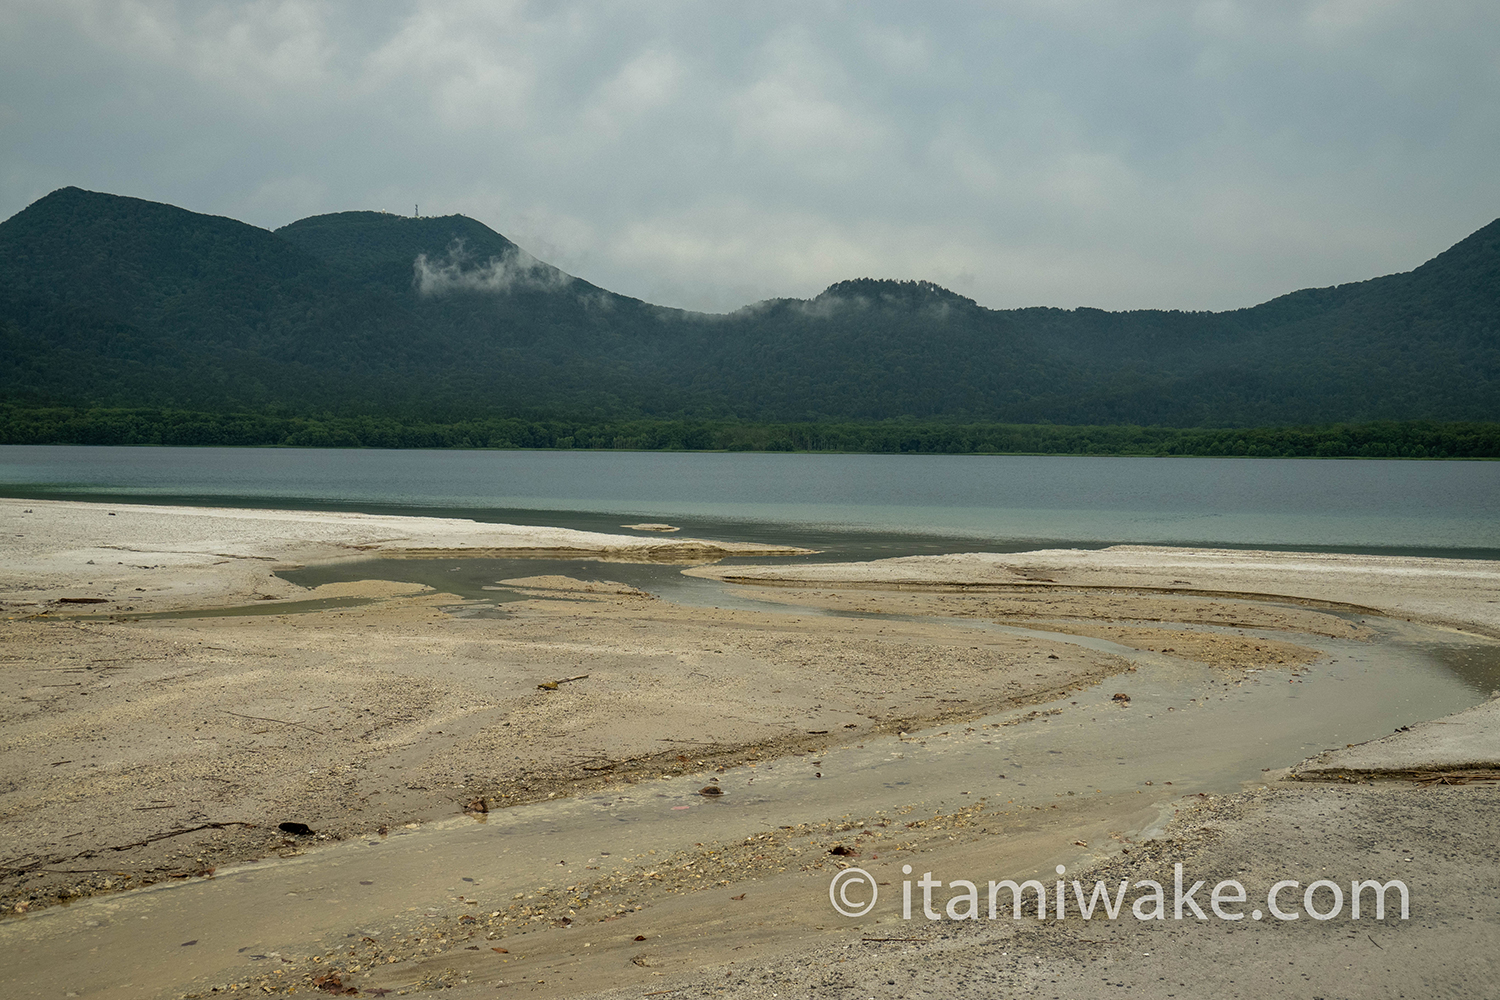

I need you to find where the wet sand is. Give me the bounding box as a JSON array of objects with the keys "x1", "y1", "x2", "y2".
[
  {"x1": 686, "y1": 545, "x2": 1500, "y2": 638},
  {"x1": 2, "y1": 498, "x2": 1498, "y2": 999}
]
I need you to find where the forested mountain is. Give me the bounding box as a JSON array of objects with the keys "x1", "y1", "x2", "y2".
[
  {"x1": 0, "y1": 189, "x2": 434, "y2": 411},
  {"x1": 2, "y1": 187, "x2": 1496, "y2": 426}
]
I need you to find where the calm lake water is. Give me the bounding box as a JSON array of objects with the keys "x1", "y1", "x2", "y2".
[{"x1": 1, "y1": 445, "x2": 1497, "y2": 559}]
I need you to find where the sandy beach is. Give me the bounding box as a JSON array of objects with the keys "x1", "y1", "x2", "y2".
[{"x1": 2, "y1": 497, "x2": 1497, "y2": 999}]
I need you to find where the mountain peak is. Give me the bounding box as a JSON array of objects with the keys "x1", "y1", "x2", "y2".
[
  {"x1": 815, "y1": 278, "x2": 977, "y2": 310},
  {"x1": 275, "y1": 211, "x2": 523, "y2": 286}
]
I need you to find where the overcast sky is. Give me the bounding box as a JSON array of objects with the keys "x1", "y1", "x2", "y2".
[{"x1": 3, "y1": 1, "x2": 1497, "y2": 313}]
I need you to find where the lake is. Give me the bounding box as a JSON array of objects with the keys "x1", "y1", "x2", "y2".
[{"x1": 1, "y1": 445, "x2": 1497, "y2": 559}]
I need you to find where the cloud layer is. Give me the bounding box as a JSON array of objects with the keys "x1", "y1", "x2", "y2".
[
  {"x1": 3, "y1": 1, "x2": 1498, "y2": 312},
  {"x1": 414, "y1": 240, "x2": 573, "y2": 296}
]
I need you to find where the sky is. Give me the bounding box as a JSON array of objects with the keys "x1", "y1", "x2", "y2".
[{"x1": 2, "y1": 1, "x2": 1498, "y2": 314}]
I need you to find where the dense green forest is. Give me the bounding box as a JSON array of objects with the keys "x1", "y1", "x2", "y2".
[
  {"x1": 1, "y1": 187, "x2": 1497, "y2": 433},
  {"x1": 2, "y1": 406, "x2": 1495, "y2": 458}
]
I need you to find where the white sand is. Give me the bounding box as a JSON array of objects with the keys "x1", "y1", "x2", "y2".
[
  {"x1": 689, "y1": 544, "x2": 1500, "y2": 637},
  {"x1": 0, "y1": 498, "x2": 810, "y2": 611}
]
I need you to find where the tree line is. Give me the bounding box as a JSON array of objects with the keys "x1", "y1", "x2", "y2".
[{"x1": 2, "y1": 406, "x2": 1496, "y2": 458}]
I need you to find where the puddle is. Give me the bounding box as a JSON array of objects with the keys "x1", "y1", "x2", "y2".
[{"x1": 278, "y1": 555, "x2": 843, "y2": 616}]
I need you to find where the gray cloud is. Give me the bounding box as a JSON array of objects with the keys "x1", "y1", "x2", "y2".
[{"x1": 2, "y1": 1, "x2": 1498, "y2": 313}]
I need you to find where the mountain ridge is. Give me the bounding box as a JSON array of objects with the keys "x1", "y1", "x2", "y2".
[{"x1": 2, "y1": 187, "x2": 1496, "y2": 426}]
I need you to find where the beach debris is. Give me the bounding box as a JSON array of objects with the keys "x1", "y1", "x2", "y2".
[
  {"x1": 731, "y1": 893, "x2": 746, "y2": 900},
  {"x1": 311, "y1": 971, "x2": 358, "y2": 995},
  {"x1": 537, "y1": 673, "x2": 590, "y2": 691},
  {"x1": 278, "y1": 822, "x2": 315, "y2": 836},
  {"x1": 634, "y1": 934, "x2": 648, "y2": 941},
  {"x1": 463, "y1": 797, "x2": 489, "y2": 814},
  {"x1": 829, "y1": 844, "x2": 856, "y2": 856},
  {"x1": 1048, "y1": 653, "x2": 1060, "y2": 659},
  {"x1": 1112, "y1": 692, "x2": 1131, "y2": 703},
  {"x1": 492, "y1": 947, "x2": 508, "y2": 953},
  {"x1": 181, "y1": 939, "x2": 198, "y2": 946},
  {"x1": 698, "y1": 785, "x2": 723, "y2": 797},
  {"x1": 1413, "y1": 769, "x2": 1500, "y2": 786}
]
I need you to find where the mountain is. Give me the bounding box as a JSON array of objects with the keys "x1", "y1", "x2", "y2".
[
  {"x1": 0, "y1": 188, "x2": 434, "y2": 410},
  {"x1": 1, "y1": 186, "x2": 1496, "y2": 425}
]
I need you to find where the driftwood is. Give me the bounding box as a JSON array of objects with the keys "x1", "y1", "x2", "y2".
[
  {"x1": 220, "y1": 709, "x2": 322, "y2": 733},
  {"x1": 536, "y1": 673, "x2": 589, "y2": 690}
]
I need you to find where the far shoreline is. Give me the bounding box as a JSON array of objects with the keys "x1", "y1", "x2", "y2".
[
  {"x1": 4, "y1": 409, "x2": 1498, "y2": 459},
  {"x1": 5, "y1": 441, "x2": 1500, "y2": 460}
]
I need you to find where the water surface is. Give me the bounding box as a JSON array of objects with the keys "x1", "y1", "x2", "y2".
[{"x1": 3, "y1": 446, "x2": 1497, "y2": 557}]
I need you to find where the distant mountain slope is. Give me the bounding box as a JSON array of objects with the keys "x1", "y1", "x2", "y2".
[
  {"x1": 1232, "y1": 218, "x2": 1500, "y2": 421},
  {"x1": 0, "y1": 188, "x2": 435, "y2": 410},
  {"x1": 274, "y1": 210, "x2": 714, "y2": 416},
  {"x1": 1, "y1": 187, "x2": 1496, "y2": 425}
]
